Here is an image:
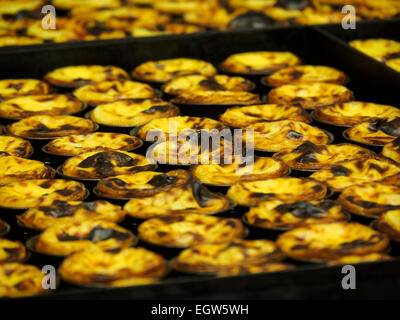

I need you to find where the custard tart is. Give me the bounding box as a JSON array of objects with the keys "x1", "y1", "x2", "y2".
[
  {"x1": 162, "y1": 74, "x2": 254, "y2": 95},
  {"x1": 7, "y1": 115, "x2": 97, "y2": 139},
  {"x1": 90, "y1": 98, "x2": 180, "y2": 127},
  {"x1": 244, "y1": 199, "x2": 348, "y2": 230},
  {"x1": 172, "y1": 239, "x2": 284, "y2": 274},
  {"x1": 218, "y1": 262, "x2": 295, "y2": 277},
  {"x1": 44, "y1": 65, "x2": 129, "y2": 88},
  {"x1": 349, "y1": 39, "x2": 400, "y2": 62},
  {"x1": 220, "y1": 51, "x2": 301, "y2": 75},
  {"x1": 171, "y1": 90, "x2": 261, "y2": 106},
  {"x1": 43, "y1": 132, "x2": 142, "y2": 156},
  {"x1": 138, "y1": 214, "x2": 245, "y2": 247},
  {"x1": 0, "y1": 263, "x2": 45, "y2": 299},
  {"x1": 145, "y1": 136, "x2": 233, "y2": 165},
  {"x1": 310, "y1": 156, "x2": 400, "y2": 191},
  {"x1": 338, "y1": 182, "x2": 400, "y2": 217},
  {"x1": 263, "y1": 65, "x2": 348, "y2": 87},
  {"x1": 0, "y1": 94, "x2": 84, "y2": 119},
  {"x1": 58, "y1": 247, "x2": 168, "y2": 286},
  {"x1": 53, "y1": 0, "x2": 120, "y2": 9},
  {"x1": 153, "y1": 0, "x2": 218, "y2": 14},
  {"x1": 123, "y1": 180, "x2": 231, "y2": 219},
  {"x1": 18, "y1": 199, "x2": 125, "y2": 231},
  {"x1": 137, "y1": 116, "x2": 226, "y2": 142},
  {"x1": 0, "y1": 36, "x2": 43, "y2": 47},
  {"x1": 327, "y1": 253, "x2": 392, "y2": 266},
  {"x1": 386, "y1": 58, "x2": 400, "y2": 72},
  {"x1": 132, "y1": 58, "x2": 217, "y2": 83},
  {"x1": 34, "y1": 221, "x2": 135, "y2": 256},
  {"x1": 0, "y1": 0, "x2": 44, "y2": 14},
  {"x1": 96, "y1": 170, "x2": 192, "y2": 199},
  {"x1": 0, "y1": 179, "x2": 87, "y2": 209},
  {"x1": 277, "y1": 222, "x2": 390, "y2": 262},
  {"x1": 0, "y1": 240, "x2": 27, "y2": 264},
  {"x1": 268, "y1": 83, "x2": 354, "y2": 109},
  {"x1": 273, "y1": 141, "x2": 374, "y2": 171},
  {"x1": 382, "y1": 137, "x2": 400, "y2": 163},
  {"x1": 0, "y1": 135, "x2": 33, "y2": 158},
  {"x1": 60, "y1": 150, "x2": 156, "y2": 180},
  {"x1": 243, "y1": 120, "x2": 331, "y2": 152},
  {"x1": 312, "y1": 101, "x2": 400, "y2": 127},
  {"x1": 73, "y1": 80, "x2": 155, "y2": 106},
  {"x1": 219, "y1": 104, "x2": 310, "y2": 127},
  {"x1": 345, "y1": 117, "x2": 400, "y2": 146},
  {"x1": 190, "y1": 156, "x2": 289, "y2": 186},
  {"x1": 0, "y1": 155, "x2": 55, "y2": 185},
  {"x1": 373, "y1": 209, "x2": 400, "y2": 241},
  {"x1": 0, "y1": 79, "x2": 51, "y2": 101},
  {"x1": 227, "y1": 177, "x2": 327, "y2": 206},
  {"x1": 296, "y1": 7, "x2": 352, "y2": 25}
]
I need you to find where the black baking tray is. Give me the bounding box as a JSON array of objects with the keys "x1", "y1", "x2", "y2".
[{"x1": 2, "y1": 24, "x2": 400, "y2": 299}]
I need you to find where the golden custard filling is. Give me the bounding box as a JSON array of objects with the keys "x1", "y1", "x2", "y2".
[
  {"x1": 191, "y1": 156, "x2": 289, "y2": 186},
  {"x1": 268, "y1": 82, "x2": 354, "y2": 109},
  {"x1": 171, "y1": 90, "x2": 261, "y2": 105},
  {"x1": 73, "y1": 80, "x2": 155, "y2": 106},
  {"x1": 0, "y1": 240, "x2": 27, "y2": 263},
  {"x1": 0, "y1": 263, "x2": 45, "y2": 299},
  {"x1": 44, "y1": 132, "x2": 141, "y2": 156},
  {"x1": 273, "y1": 141, "x2": 373, "y2": 170},
  {"x1": 58, "y1": 247, "x2": 168, "y2": 286},
  {"x1": 339, "y1": 182, "x2": 400, "y2": 217},
  {"x1": 313, "y1": 101, "x2": 400, "y2": 126},
  {"x1": 374, "y1": 210, "x2": 400, "y2": 241},
  {"x1": 349, "y1": 39, "x2": 400, "y2": 62},
  {"x1": 0, "y1": 179, "x2": 87, "y2": 209},
  {"x1": 264, "y1": 65, "x2": 348, "y2": 87},
  {"x1": 327, "y1": 253, "x2": 392, "y2": 266},
  {"x1": 219, "y1": 104, "x2": 311, "y2": 127},
  {"x1": 7, "y1": 115, "x2": 96, "y2": 139},
  {"x1": 34, "y1": 221, "x2": 135, "y2": 256},
  {"x1": 162, "y1": 74, "x2": 254, "y2": 95},
  {"x1": 243, "y1": 120, "x2": 331, "y2": 152},
  {"x1": 345, "y1": 118, "x2": 400, "y2": 145},
  {"x1": 0, "y1": 94, "x2": 84, "y2": 119},
  {"x1": 310, "y1": 157, "x2": 400, "y2": 191},
  {"x1": 90, "y1": 98, "x2": 180, "y2": 127},
  {"x1": 173, "y1": 239, "x2": 283, "y2": 274},
  {"x1": 132, "y1": 58, "x2": 217, "y2": 83},
  {"x1": 96, "y1": 170, "x2": 193, "y2": 198},
  {"x1": 220, "y1": 51, "x2": 301, "y2": 74},
  {"x1": 386, "y1": 58, "x2": 400, "y2": 72},
  {"x1": 218, "y1": 262, "x2": 295, "y2": 277},
  {"x1": 124, "y1": 180, "x2": 231, "y2": 219},
  {"x1": 18, "y1": 199, "x2": 125, "y2": 230},
  {"x1": 277, "y1": 222, "x2": 390, "y2": 262},
  {"x1": 60, "y1": 150, "x2": 156, "y2": 179},
  {"x1": 382, "y1": 137, "x2": 400, "y2": 163},
  {"x1": 138, "y1": 214, "x2": 245, "y2": 247},
  {"x1": 0, "y1": 36, "x2": 43, "y2": 47},
  {"x1": 0, "y1": 135, "x2": 33, "y2": 158},
  {"x1": 0, "y1": 155, "x2": 54, "y2": 185},
  {"x1": 137, "y1": 116, "x2": 226, "y2": 142},
  {"x1": 244, "y1": 199, "x2": 348, "y2": 230},
  {"x1": 0, "y1": 79, "x2": 51, "y2": 100},
  {"x1": 44, "y1": 65, "x2": 129, "y2": 87},
  {"x1": 227, "y1": 177, "x2": 327, "y2": 206}
]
